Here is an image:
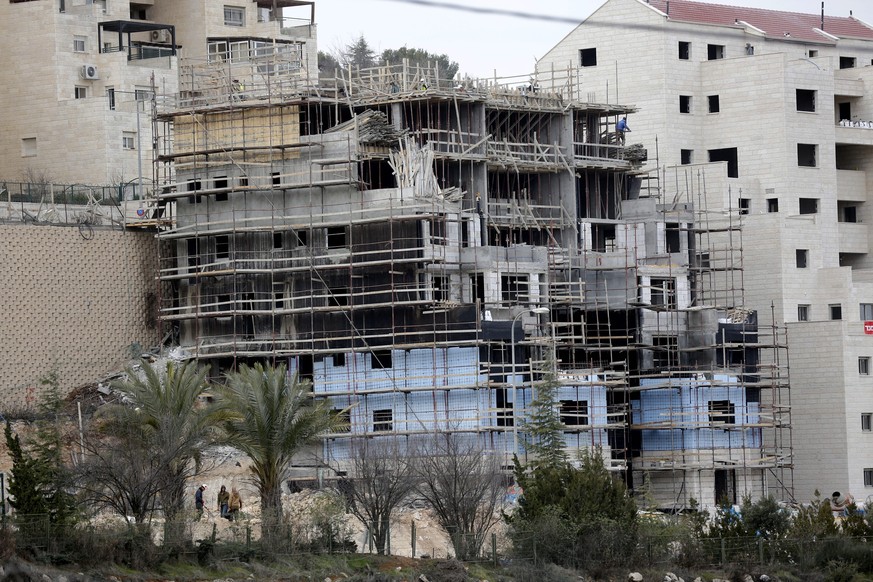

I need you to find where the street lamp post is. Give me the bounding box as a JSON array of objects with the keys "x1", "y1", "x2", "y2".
[{"x1": 510, "y1": 306, "x2": 550, "y2": 456}]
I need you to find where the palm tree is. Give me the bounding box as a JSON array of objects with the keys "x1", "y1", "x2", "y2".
[
  {"x1": 108, "y1": 360, "x2": 212, "y2": 543},
  {"x1": 212, "y1": 362, "x2": 337, "y2": 544}
]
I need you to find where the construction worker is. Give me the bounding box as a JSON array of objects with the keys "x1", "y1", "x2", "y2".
[{"x1": 616, "y1": 116, "x2": 630, "y2": 145}]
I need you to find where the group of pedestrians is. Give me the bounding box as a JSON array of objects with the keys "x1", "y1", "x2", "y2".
[{"x1": 194, "y1": 483, "x2": 243, "y2": 521}]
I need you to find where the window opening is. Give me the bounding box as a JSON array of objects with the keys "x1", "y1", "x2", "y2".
[
  {"x1": 799, "y1": 198, "x2": 818, "y2": 214},
  {"x1": 679, "y1": 95, "x2": 692, "y2": 113},
  {"x1": 796, "y1": 89, "x2": 816, "y2": 112},
  {"x1": 797, "y1": 144, "x2": 818, "y2": 167},
  {"x1": 797, "y1": 304, "x2": 810, "y2": 321},
  {"x1": 796, "y1": 249, "x2": 808, "y2": 268},
  {"x1": 707, "y1": 44, "x2": 725, "y2": 60},
  {"x1": 708, "y1": 147, "x2": 739, "y2": 178},
  {"x1": 373, "y1": 409, "x2": 393, "y2": 432},
  {"x1": 560, "y1": 400, "x2": 589, "y2": 426},
  {"x1": 708, "y1": 95, "x2": 720, "y2": 113},
  {"x1": 709, "y1": 400, "x2": 736, "y2": 424},
  {"x1": 678, "y1": 41, "x2": 690, "y2": 60}
]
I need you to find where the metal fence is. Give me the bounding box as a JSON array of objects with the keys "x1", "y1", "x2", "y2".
[{"x1": 4, "y1": 514, "x2": 873, "y2": 571}]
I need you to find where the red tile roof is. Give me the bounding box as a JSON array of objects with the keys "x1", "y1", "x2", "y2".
[{"x1": 644, "y1": 0, "x2": 873, "y2": 43}]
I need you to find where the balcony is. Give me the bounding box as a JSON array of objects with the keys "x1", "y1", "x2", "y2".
[
  {"x1": 838, "y1": 221, "x2": 869, "y2": 254},
  {"x1": 835, "y1": 123, "x2": 873, "y2": 146},
  {"x1": 834, "y1": 76, "x2": 864, "y2": 98},
  {"x1": 837, "y1": 169, "x2": 867, "y2": 201}
]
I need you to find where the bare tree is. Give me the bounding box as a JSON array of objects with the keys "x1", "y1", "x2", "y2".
[
  {"x1": 335, "y1": 439, "x2": 415, "y2": 555},
  {"x1": 412, "y1": 434, "x2": 506, "y2": 560},
  {"x1": 76, "y1": 423, "x2": 166, "y2": 525}
]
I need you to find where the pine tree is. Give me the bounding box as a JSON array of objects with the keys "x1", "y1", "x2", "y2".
[
  {"x1": 3, "y1": 372, "x2": 78, "y2": 527},
  {"x1": 522, "y1": 351, "x2": 567, "y2": 469}
]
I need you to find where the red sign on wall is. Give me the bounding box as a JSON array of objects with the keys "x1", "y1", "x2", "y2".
[{"x1": 864, "y1": 321, "x2": 873, "y2": 335}]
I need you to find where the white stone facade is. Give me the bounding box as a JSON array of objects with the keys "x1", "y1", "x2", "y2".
[
  {"x1": 539, "y1": 0, "x2": 873, "y2": 501},
  {"x1": 0, "y1": 0, "x2": 316, "y2": 191}
]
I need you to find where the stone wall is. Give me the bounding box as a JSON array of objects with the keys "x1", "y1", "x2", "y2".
[{"x1": 0, "y1": 224, "x2": 161, "y2": 409}]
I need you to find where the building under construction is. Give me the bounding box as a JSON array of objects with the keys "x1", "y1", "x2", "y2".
[{"x1": 153, "y1": 51, "x2": 793, "y2": 509}]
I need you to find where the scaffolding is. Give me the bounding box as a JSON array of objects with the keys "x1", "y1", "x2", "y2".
[{"x1": 153, "y1": 56, "x2": 792, "y2": 509}]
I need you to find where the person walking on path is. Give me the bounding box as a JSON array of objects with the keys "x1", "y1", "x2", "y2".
[
  {"x1": 228, "y1": 487, "x2": 243, "y2": 521},
  {"x1": 217, "y1": 485, "x2": 230, "y2": 519},
  {"x1": 195, "y1": 484, "x2": 207, "y2": 520}
]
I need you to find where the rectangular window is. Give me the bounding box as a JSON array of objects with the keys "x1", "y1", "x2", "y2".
[
  {"x1": 106, "y1": 87, "x2": 115, "y2": 110},
  {"x1": 708, "y1": 147, "x2": 739, "y2": 178},
  {"x1": 708, "y1": 95, "x2": 720, "y2": 113},
  {"x1": 842, "y1": 205, "x2": 858, "y2": 223},
  {"x1": 678, "y1": 41, "x2": 690, "y2": 60},
  {"x1": 215, "y1": 235, "x2": 230, "y2": 260},
  {"x1": 122, "y1": 131, "x2": 136, "y2": 150},
  {"x1": 830, "y1": 304, "x2": 843, "y2": 320},
  {"x1": 73, "y1": 35, "x2": 86, "y2": 52},
  {"x1": 433, "y1": 275, "x2": 448, "y2": 302},
  {"x1": 579, "y1": 47, "x2": 597, "y2": 67},
  {"x1": 861, "y1": 304, "x2": 873, "y2": 320},
  {"x1": 680, "y1": 149, "x2": 693, "y2": 165},
  {"x1": 709, "y1": 400, "x2": 736, "y2": 424},
  {"x1": 560, "y1": 400, "x2": 589, "y2": 426},
  {"x1": 679, "y1": 95, "x2": 692, "y2": 114},
  {"x1": 371, "y1": 350, "x2": 393, "y2": 369},
  {"x1": 797, "y1": 144, "x2": 818, "y2": 167},
  {"x1": 796, "y1": 249, "x2": 808, "y2": 268},
  {"x1": 273, "y1": 232, "x2": 283, "y2": 249},
  {"x1": 326, "y1": 226, "x2": 347, "y2": 248},
  {"x1": 470, "y1": 273, "x2": 485, "y2": 304},
  {"x1": 74, "y1": 86, "x2": 87, "y2": 99},
  {"x1": 799, "y1": 198, "x2": 819, "y2": 214},
  {"x1": 372, "y1": 409, "x2": 393, "y2": 432},
  {"x1": 862, "y1": 413, "x2": 872, "y2": 432},
  {"x1": 271, "y1": 171, "x2": 281, "y2": 185},
  {"x1": 296, "y1": 229, "x2": 309, "y2": 246},
  {"x1": 796, "y1": 89, "x2": 816, "y2": 112},
  {"x1": 738, "y1": 198, "x2": 750, "y2": 215},
  {"x1": 767, "y1": 198, "x2": 779, "y2": 213},
  {"x1": 332, "y1": 353, "x2": 346, "y2": 367},
  {"x1": 21, "y1": 137, "x2": 36, "y2": 157},
  {"x1": 707, "y1": 44, "x2": 725, "y2": 60},
  {"x1": 809, "y1": 50, "x2": 819, "y2": 58},
  {"x1": 134, "y1": 87, "x2": 152, "y2": 101},
  {"x1": 840, "y1": 56, "x2": 857, "y2": 69},
  {"x1": 501, "y1": 274, "x2": 529, "y2": 304},
  {"x1": 798, "y1": 304, "x2": 810, "y2": 321},
  {"x1": 861, "y1": 357, "x2": 871, "y2": 375},
  {"x1": 650, "y1": 278, "x2": 677, "y2": 308},
  {"x1": 865, "y1": 468, "x2": 873, "y2": 487},
  {"x1": 665, "y1": 223, "x2": 681, "y2": 253},
  {"x1": 745, "y1": 43, "x2": 755, "y2": 55},
  {"x1": 224, "y1": 5, "x2": 245, "y2": 26}
]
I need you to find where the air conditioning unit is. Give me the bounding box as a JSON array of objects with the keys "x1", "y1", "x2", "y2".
[
  {"x1": 150, "y1": 30, "x2": 171, "y2": 43},
  {"x1": 81, "y1": 64, "x2": 99, "y2": 80}
]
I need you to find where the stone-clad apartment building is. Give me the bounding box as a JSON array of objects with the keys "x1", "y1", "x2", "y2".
[{"x1": 538, "y1": 0, "x2": 873, "y2": 501}]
